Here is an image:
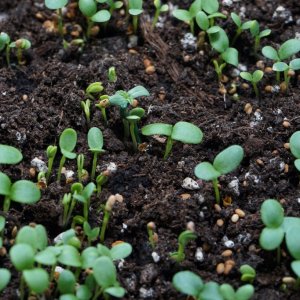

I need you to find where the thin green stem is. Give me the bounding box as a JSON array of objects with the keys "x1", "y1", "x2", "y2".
[
  {"x1": 231, "y1": 28, "x2": 242, "y2": 45},
  {"x1": 252, "y1": 82, "x2": 259, "y2": 99},
  {"x1": 122, "y1": 118, "x2": 130, "y2": 139},
  {"x1": 91, "y1": 152, "x2": 98, "y2": 181},
  {"x1": 190, "y1": 19, "x2": 194, "y2": 35},
  {"x1": 19, "y1": 275, "x2": 25, "y2": 300},
  {"x1": 101, "y1": 107, "x2": 108, "y2": 125},
  {"x1": 164, "y1": 136, "x2": 173, "y2": 160},
  {"x1": 129, "y1": 121, "x2": 138, "y2": 151},
  {"x1": 3, "y1": 196, "x2": 11, "y2": 213},
  {"x1": 63, "y1": 203, "x2": 69, "y2": 226},
  {"x1": 58, "y1": 8, "x2": 64, "y2": 38},
  {"x1": 92, "y1": 287, "x2": 103, "y2": 300},
  {"x1": 284, "y1": 69, "x2": 289, "y2": 90},
  {"x1": 57, "y1": 155, "x2": 66, "y2": 182},
  {"x1": 212, "y1": 178, "x2": 220, "y2": 205},
  {"x1": 147, "y1": 228, "x2": 155, "y2": 249},
  {"x1": 100, "y1": 211, "x2": 110, "y2": 242},
  {"x1": 65, "y1": 199, "x2": 76, "y2": 226},
  {"x1": 84, "y1": 200, "x2": 89, "y2": 221},
  {"x1": 16, "y1": 47, "x2": 22, "y2": 65},
  {"x1": 133, "y1": 15, "x2": 138, "y2": 33},
  {"x1": 177, "y1": 243, "x2": 185, "y2": 262},
  {"x1": 152, "y1": 9, "x2": 160, "y2": 28},
  {"x1": 276, "y1": 71, "x2": 280, "y2": 83},
  {"x1": 87, "y1": 18, "x2": 94, "y2": 39},
  {"x1": 254, "y1": 36, "x2": 260, "y2": 55},
  {"x1": 46, "y1": 157, "x2": 54, "y2": 183},
  {"x1": 5, "y1": 46, "x2": 10, "y2": 66}
]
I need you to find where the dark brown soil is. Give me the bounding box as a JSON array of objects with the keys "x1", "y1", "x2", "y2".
[{"x1": 1, "y1": 0, "x2": 300, "y2": 299}]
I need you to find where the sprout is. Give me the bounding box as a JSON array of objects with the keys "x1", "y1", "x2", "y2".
[
  {"x1": 240, "y1": 264, "x2": 256, "y2": 283},
  {"x1": 57, "y1": 128, "x2": 77, "y2": 182},
  {"x1": 88, "y1": 127, "x2": 105, "y2": 181},
  {"x1": 128, "y1": 0, "x2": 144, "y2": 33},
  {"x1": 95, "y1": 95, "x2": 109, "y2": 125},
  {"x1": 262, "y1": 39, "x2": 300, "y2": 83},
  {"x1": 108, "y1": 66, "x2": 117, "y2": 83},
  {"x1": 0, "y1": 216, "x2": 5, "y2": 246},
  {"x1": 194, "y1": 145, "x2": 244, "y2": 204},
  {"x1": 46, "y1": 145, "x2": 57, "y2": 183},
  {"x1": 230, "y1": 13, "x2": 253, "y2": 45},
  {"x1": 147, "y1": 221, "x2": 157, "y2": 249},
  {"x1": 152, "y1": 0, "x2": 169, "y2": 28},
  {"x1": 57, "y1": 244, "x2": 82, "y2": 267},
  {"x1": 45, "y1": 0, "x2": 68, "y2": 38},
  {"x1": 23, "y1": 268, "x2": 50, "y2": 295},
  {"x1": 240, "y1": 70, "x2": 264, "y2": 99},
  {"x1": 290, "y1": 131, "x2": 300, "y2": 172},
  {"x1": 0, "y1": 144, "x2": 22, "y2": 164},
  {"x1": 220, "y1": 284, "x2": 254, "y2": 300},
  {"x1": 81, "y1": 99, "x2": 91, "y2": 125},
  {"x1": 58, "y1": 269, "x2": 76, "y2": 295},
  {"x1": 98, "y1": 0, "x2": 123, "y2": 15},
  {"x1": 10, "y1": 38, "x2": 31, "y2": 65},
  {"x1": 0, "y1": 172, "x2": 41, "y2": 212},
  {"x1": 170, "y1": 223, "x2": 197, "y2": 263},
  {"x1": 142, "y1": 121, "x2": 203, "y2": 159},
  {"x1": 83, "y1": 221, "x2": 100, "y2": 246},
  {"x1": 0, "y1": 268, "x2": 11, "y2": 293},
  {"x1": 77, "y1": 153, "x2": 85, "y2": 183},
  {"x1": 100, "y1": 194, "x2": 123, "y2": 242},
  {"x1": 86, "y1": 82, "x2": 104, "y2": 100},
  {"x1": 79, "y1": 0, "x2": 111, "y2": 38},
  {"x1": 0, "y1": 32, "x2": 11, "y2": 65}
]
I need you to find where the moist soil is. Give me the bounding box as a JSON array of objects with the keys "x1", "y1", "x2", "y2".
[{"x1": 1, "y1": 0, "x2": 300, "y2": 299}]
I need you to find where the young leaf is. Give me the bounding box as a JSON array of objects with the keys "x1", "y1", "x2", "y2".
[
  {"x1": 259, "y1": 227, "x2": 284, "y2": 250},
  {"x1": 240, "y1": 72, "x2": 253, "y2": 82},
  {"x1": 262, "y1": 46, "x2": 279, "y2": 61},
  {"x1": 278, "y1": 39, "x2": 300, "y2": 60},
  {"x1": 10, "y1": 244, "x2": 35, "y2": 271},
  {"x1": 172, "y1": 271, "x2": 203, "y2": 297},
  {"x1": 272, "y1": 62, "x2": 289, "y2": 72},
  {"x1": 200, "y1": 282, "x2": 223, "y2": 300},
  {"x1": 236, "y1": 284, "x2": 255, "y2": 300},
  {"x1": 35, "y1": 247, "x2": 58, "y2": 266},
  {"x1": 290, "y1": 58, "x2": 300, "y2": 71},
  {"x1": 260, "y1": 199, "x2": 283, "y2": 228},
  {"x1": 252, "y1": 70, "x2": 264, "y2": 83},
  {"x1": 93, "y1": 256, "x2": 117, "y2": 288},
  {"x1": 88, "y1": 127, "x2": 104, "y2": 153},
  {"x1": 171, "y1": 121, "x2": 203, "y2": 144},
  {"x1": 291, "y1": 260, "x2": 300, "y2": 278},
  {"x1": 76, "y1": 284, "x2": 92, "y2": 300},
  {"x1": 91, "y1": 10, "x2": 111, "y2": 23},
  {"x1": 290, "y1": 131, "x2": 300, "y2": 159},
  {"x1": 231, "y1": 12, "x2": 241, "y2": 27},
  {"x1": 82, "y1": 247, "x2": 100, "y2": 269},
  {"x1": 142, "y1": 123, "x2": 173, "y2": 137},
  {"x1": 0, "y1": 172, "x2": 11, "y2": 196},
  {"x1": 0, "y1": 269, "x2": 11, "y2": 292},
  {"x1": 202, "y1": 0, "x2": 219, "y2": 14},
  {"x1": 110, "y1": 243, "x2": 132, "y2": 260},
  {"x1": 194, "y1": 162, "x2": 221, "y2": 181},
  {"x1": 79, "y1": 0, "x2": 97, "y2": 17},
  {"x1": 173, "y1": 9, "x2": 191, "y2": 22},
  {"x1": 221, "y1": 47, "x2": 238, "y2": 66},
  {"x1": 0, "y1": 144, "x2": 22, "y2": 164},
  {"x1": 23, "y1": 268, "x2": 49, "y2": 294},
  {"x1": 58, "y1": 270, "x2": 76, "y2": 295},
  {"x1": 45, "y1": 0, "x2": 68, "y2": 9},
  {"x1": 208, "y1": 27, "x2": 229, "y2": 53},
  {"x1": 286, "y1": 225, "x2": 300, "y2": 260},
  {"x1": 10, "y1": 180, "x2": 41, "y2": 204},
  {"x1": 105, "y1": 287, "x2": 126, "y2": 298},
  {"x1": 220, "y1": 284, "x2": 235, "y2": 300},
  {"x1": 59, "y1": 128, "x2": 77, "y2": 159},
  {"x1": 259, "y1": 29, "x2": 271, "y2": 38},
  {"x1": 58, "y1": 245, "x2": 82, "y2": 267},
  {"x1": 196, "y1": 11, "x2": 209, "y2": 31},
  {"x1": 128, "y1": 86, "x2": 150, "y2": 99}
]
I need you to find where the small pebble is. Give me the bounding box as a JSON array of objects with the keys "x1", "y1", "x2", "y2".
[
  {"x1": 284, "y1": 143, "x2": 290, "y2": 150},
  {"x1": 143, "y1": 58, "x2": 152, "y2": 68},
  {"x1": 182, "y1": 177, "x2": 200, "y2": 190},
  {"x1": 235, "y1": 208, "x2": 245, "y2": 218},
  {"x1": 145, "y1": 65, "x2": 156, "y2": 75},
  {"x1": 224, "y1": 240, "x2": 235, "y2": 248},
  {"x1": 29, "y1": 167, "x2": 36, "y2": 178},
  {"x1": 221, "y1": 250, "x2": 233, "y2": 257},
  {"x1": 231, "y1": 214, "x2": 239, "y2": 223},
  {"x1": 0, "y1": 247, "x2": 7, "y2": 256},
  {"x1": 214, "y1": 204, "x2": 222, "y2": 212},
  {"x1": 11, "y1": 226, "x2": 18, "y2": 238},
  {"x1": 224, "y1": 260, "x2": 235, "y2": 274},
  {"x1": 244, "y1": 103, "x2": 252, "y2": 115},
  {"x1": 151, "y1": 252, "x2": 160, "y2": 263},
  {"x1": 195, "y1": 247, "x2": 204, "y2": 262},
  {"x1": 31, "y1": 157, "x2": 48, "y2": 173},
  {"x1": 283, "y1": 120, "x2": 290, "y2": 128},
  {"x1": 180, "y1": 193, "x2": 191, "y2": 200},
  {"x1": 256, "y1": 159, "x2": 264, "y2": 166},
  {"x1": 217, "y1": 219, "x2": 224, "y2": 227},
  {"x1": 216, "y1": 263, "x2": 225, "y2": 274},
  {"x1": 282, "y1": 277, "x2": 296, "y2": 284}
]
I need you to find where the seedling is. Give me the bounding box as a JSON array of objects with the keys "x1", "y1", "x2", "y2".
[
  {"x1": 262, "y1": 39, "x2": 300, "y2": 82},
  {"x1": 10, "y1": 38, "x2": 31, "y2": 65},
  {"x1": 259, "y1": 199, "x2": 284, "y2": 263},
  {"x1": 79, "y1": 0, "x2": 111, "y2": 38},
  {"x1": 0, "y1": 172, "x2": 41, "y2": 212},
  {"x1": 100, "y1": 194, "x2": 123, "y2": 242},
  {"x1": 0, "y1": 144, "x2": 22, "y2": 164},
  {"x1": 230, "y1": 13, "x2": 253, "y2": 45},
  {"x1": 172, "y1": 0, "x2": 202, "y2": 35},
  {"x1": 128, "y1": 0, "x2": 144, "y2": 33},
  {"x1": 98, "y1": 0, "x2": 123, "y2": 15},
  {"x1": 247, "y1": 20, "x2": 271, "y2": 55},
  {"x1": 62, "y1": 193, "x2": 72, "y2": 226},
  {"x1": 95, "y1": 163, "x2": 117, "y2": 195},
  {"x1": 0, "y1": 268, "x2": 11, "y2": 293},
  {"x1": 81, "y1": 99, "x2": 91, "y2": 124},
  {"x1": 45, "y1": 0, "x2": 68, "y2": 38},
  {"x1": 126, "y1": 108, "x2": 145, "y2": 150},
  {"x1": 108, "y1": 66, "x2": 117, "y2": 83},
  {"x1": 57, "y1": 269, "x2": 76, "y2": 295},
  {"x1": 0, "y1": 32, "x2": 11, "y2": 65},
  {"x1": 142, "y1": 121, "x2": 203, "y2": 159},
  {"x1": 152, "y1": 0, "x2": 168, "y2": 28},
  {"x1": 172, "y1": 271, "x2": 223, "y2": 300},
  {"x1": 220, "y1": 284, "x2": 254, "y2": 300},
  {"x1": 57, "y1": 128, "x2": 77, "y2": 182},
  {"x1": 88, "y1": 127, "x2": 105, "y2": 181},
  {"x1": 290, "y1": 131, "x2": 300, "y2": 172},
  {"x1": 86, "y1": 82, "x2": 104, "y2": 100},
  {"x1": 240, "y1": 264, "x2": 256, "y2": 283},
  {"x1": 0, "y1": 216, "x2": 5, "y2": 246},
  {"x1": 46, "y1": 145, "x2": 57, "y2": 182},
  {"x1": 77, "y1": 154, "x2": 85, "y2": 183},
  {"x1": 272, "y1": 59, "x2": 300, "y2": 91},
  {"x1": 194, "y1": 145, "x2": 244, "y2": 204},
  {"x1": 147, "y1": 222, "x2": 158, "y2": 249},
  {"x1": 95, "y1": 95, "x2": 109, "y2": 125},
  {"x1": 240, "y1": 70, "x2": 264, "y2": 99},
  {"x1": 170, "y1": 228, "x2": 197, "y2": 263},
  {"x1": 83, "y1": 221, "x2": 100, "y2": 246}
]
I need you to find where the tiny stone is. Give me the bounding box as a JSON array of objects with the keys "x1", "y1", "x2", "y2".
[
  {"x1": 217, "y1": 219, "x2": 224, "y2": 227},
  {"x1": 29, "y1": 167, "x2": 36, "y2": 178},
  {"x1": 139, "y1": 287, "x2": 155, "y2": 299},
  {"x1": 256, "y1": 60, "x2": 265, "y2": 70},
  {"x1": 282, "y1": 277, "x2": 296, "y2": 284},
  {"x1": 284, "y1": 164, "x2": 289, "y2": 173},
  {"x1": 214, "y1": 204, "x2": 222, "y2": 212},
  {"x1": 143, "y1": 58, "x2": 152, "y2": 68},
  {"x1": 221, "y1": 250, "x2": 233, "y2": 257},
  {"x1": 0, "y1": 247, "x2": 7, "y2": 256},
  {"x1": 235, "y1": 208, "x2": 245, "y2": 218},
  {"x1": 224, "y1": 260, "x2": 235, "y2": 274},
  {"x1": 107, "y1": 162, "x2": 117, "y2": 173},
  {"x1": 231, "y1": 214, "x2": 239, "y2": 223},
  {"x1": 197, "y1": 194, "x2": 205, "y2": 204},
  {"x1": 145, "y1": 65, "x2": 156, "y2": 75},
  {"x1": 180, "y1": 193, "x2": 191, "y2": 200},
  {"x1": 284, "y1": 143, "x2": 290, "y2": 150},
  {"x1": 128, "y1": 35, "x2": 138, "y2": 48},
  {"x1": 256, "y1": 159, "x2": 264, "y2": 166},
  {"x1": 11, "y1": 226, "x2": 18, "y2": 238},
  {"x1": 283, "y1": 120, "x2": 290, "y2": 128},
  {"x1": 224, "y1": 240, "x2": 235, "y2": 248},
  {"x1": 182, "y1": 177, "x2": 200, "y2": 190},
  {"x1": 151, "y1": 252, "x2": 160, "y2": 263},
  {"x1": 216, "y1": 263, "x2": 225, "y2": 274},
  {"x1": 31, "y1": 157, "x2": 48, "y2": 173},
  {"x1": 22, "y1": 94, "x2": 28, "y2": 101},
  {"x1": 195, "y1": 247, "x2": 204, "y2": 262},
  {"x1": 244, "y1": 103, "x2": 252, "y2": 115},
  {"x1": 228, "y1": 178, "x2": 240, "y2": 196}
]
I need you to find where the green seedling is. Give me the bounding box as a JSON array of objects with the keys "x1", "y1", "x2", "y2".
[
  {"x1": 207, "y1": 26, "x2": 239, "y2": 82},
  {"x1": 170, "y1": 228, "x2": 197, "y2": 263},
  {"x1": 272, "y1": 59, "x2": 300, "y2": 91},
  {"x1": 142, "y1": 121, "x2": 203, "y2": 159},
  {"x1": 62, "y1": 193, "x2": 72, "y2": 226},
  {"x1": 10, "y1": 38, "x2": 31, "y2": 65},
  {"x1": 81, "y1": 99, "x2": 91, "y2": 125},
  {"x1": 45, "y1": 0, "x2": 68, "y2": 38},
  {"x1": 0, "y1": 216, "x2": 5, "y2": 246},
  {"x1": 108, "y1": 66, "x2": 117, "y2": 83},
  {"x1": 172, "y1": 0, "x2": 202, "y2": 35},
  {"x1": 152, "y1": 0, "x2": 168, "y2": 28},
  {"x1": 172, "y1": 271, "x2": 223, "y2": 300},
  {"x1": 194, "y1": 145, "x2": 244, "y2": 204},
  {"x1": 95, "y1": 163, "x2": 117, "y2": 195},
  {"x1": 220, "y1": 284, "x2": 254, "y2": 300},
  {"x1": 79, "y1": 0, "x2": 111, "y2": 38},
  {"x1": 230, "y1": 13, "x2": 253, "y2": 45},
  {"x1": 86, "y1": 82, "x2": 104, "y2": 100},
  {"x1": 58, "y1": 269, "x2": 76, "y2": 295},
  {"x1": 95, "y1": 95, "x2": 109, "y2": 125},
  {"x1": 83, "y1": 221, "x2": 100, "y2": 246},
  {"x1": 240, "y1": 70, "x2": 264, "y2": 99},
  {"x1": 55, "y1": 228, "x2": 82, "y2": 249},
  {"x1": 240, "y1": 265, "x2": 256, "y2": 283},
  {"x1": 0, "y1": 144, "x2": 22, "y2": 164},
  {"x1": 126, "y1": 108, "x2": 145, "y2": 150},
  {"x1": 0, "y1": 172, "x2": 41, "y2": 212},
  {"x1": 0, "y1": 268, "x2": 11, "y2": 293},
  {"x1": 100, "y1": 194, "x2": 123, "y2": 242},
  {"x1": 0, "y1": 32, "x2": 11, "y2": 65},
  {"x1": 92, "y1": 256, "x2": 126, "y2": 299},
  {"x1": 77, "y1": 154, "x2": 85, "y2": 183},
  {"x1": 259, "y1": 199, "x2": 284, "y2": 263},
  {"x1": 57, "y1": 128, "x2": 77, "y2": 182},
  {"x1": 57, "y1": 244, "x2": 82, "y2": 268},
  {"x1": 290, "y1": 131, "x2": 300, "y2": 173},
  {"x1": 98, "y1": 0, "x2": 123, "y2": 15},
  {"x1": 128, "y1": 0, "x2": 144, "y2": 33},
  {"x1": 247, "y1": 20, "x2": 271, "y2": 55},
  {"x1": 46, "y1": 145, "x2": 57, "y2": 182},
  {"x1": 88, "y1": 127, "x2": 105, "y2": 181},
  {"x1": 147, "y1": 222, "x2": 157, "y2": 249},
  {"x1": 262, "y1": 39, "x2": 300, "y2": 82},
  {"x1": 73, "y1": 182, "x2": 96, "y2": 221}
]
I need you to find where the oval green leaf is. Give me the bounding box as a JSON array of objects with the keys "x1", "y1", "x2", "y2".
[
  {"x1": 59, "y1": 128, "x2": 77, "y2": 153},
  {"x1": 172, "y1": 9, "x2": 191, "y2": 22},
  {"x1": 262, "y1": 46, "x2": 279, "y2": 61},
  {"x1": 286, "y1": 225, "x2": 300, "y2": 259},
  {"x1": 0, "y1": 172, "x2": 11, "y2": 196},
  {"x1": 172, "y1": 271, "x2": 203, "y2": 297},
  {"x1": 110, "y1": 242, "x2": 132, "y2": 260},
  {"x1": 259, "y1": 227, "x2": 284, "y2": 250},
  {"x1": 278, "y1": 39, "x2": 300, "y2": 60},
  {"x1": 93, "y1": 256, "x2": 116, "y2": 288},
  {"x1": 290, "y1": 131, "x2": 300, "y2": 159},
  {"x1": 272, "y1": 62, "x2": 288, "y2": 72},
  {"x1": 208, "y1": 27, "x2": 229, "y2": 53},
  {"x1": 291, "y1": 260, "x2": 300, "y2": 278},
  {"x1": 10, "y1": 244, "x2": 35, "y2": 271},
  {"x1": 58, "y1": 245, "x2": 81, "y2": 267},
  {"x1": 221, "y1": 47, "x2": 238, "y2": 67},
  {"x1": 58, "y1": 270, "x2": 76, "y2": 295},
  {"x1": 23, "y1": 268, "x2": 49, "y2": 294},
  {"x1": 91, "y1": 10, "x2": 111, "y2": 23},
  {"x1": 0, "y1": 144, "x2": 22, "y2": 164},
  {"x1": 0, "y1": 269, "x2": 10, "y2": 292},
  {"x1": 260, "y1": 199, "x2": 284, "y2": 228},
  {"x1": 196, "y1": 11, "x2": 209, "y2": 31},
  {"x1": 142, "y1": 123, "x2": 172, "y2": 137},
  {"x1": 194, "y1": 162, "x2": 221, "y2": 181},
  {"x1": 45, "y1": 0, "x2": 68, "y2": 9},
  {"x1": 88, "y1": 127, "x2": 103, "y2": 152},
  {"x1": 171, "y1": 121, "x2": 203, "y2": 144},
  {"x1": 10, "y1": 180, "x2": 41, "y2": 204},
  {"x1": 79, "y1": 0, "x2": 97, "y2": 17}
]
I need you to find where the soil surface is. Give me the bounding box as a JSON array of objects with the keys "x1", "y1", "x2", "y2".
[{"x1": 1, "y1": 0, "x2": 300, "y2": 299}]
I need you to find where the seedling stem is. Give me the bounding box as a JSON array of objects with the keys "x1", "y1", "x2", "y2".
[
  {"x1": 58, "y1": 8, "x2": 64, "y2": 38},
  {"x1": 212, "y1": 179, "x2": 220, "y2": 205},
  {"x1": 133, "y1": 15, "x2": 138, "y2": 33},
  {"x1": 57, "y1": 156, "x2": 66, "y2": 182},
  {"x1": 164, "y1": 136, "x2": 173, "y2": 160}
]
